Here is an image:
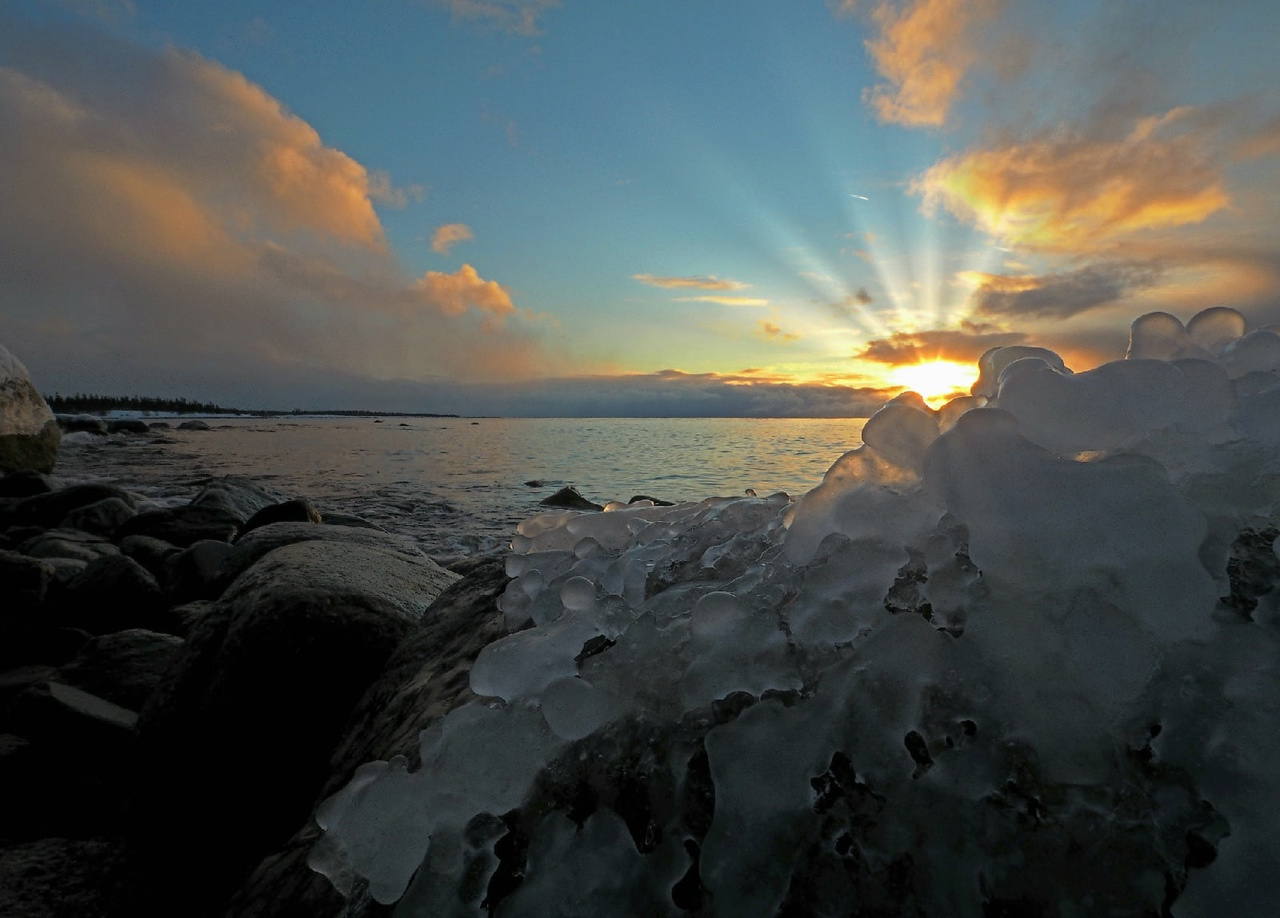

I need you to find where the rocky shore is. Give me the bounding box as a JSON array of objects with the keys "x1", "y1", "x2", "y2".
[{"x1": 1, "y1": 346, "x2": 525, "y2": 917}]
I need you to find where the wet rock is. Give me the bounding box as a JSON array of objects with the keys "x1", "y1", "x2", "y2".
[
  {"x1": 131, "y1": 539, "x2": 459, "y2": 916},
  {"x1": 239, "y1": 498, "x2": 323, "y2": 537},
  {"x1": 61, "y1": 496, "x2": 136, "y2": 538},
  {"x1": 0, "y1": 471, "x2": 53, "y2": 499},
  {"x1": 114, "y1": 505, "x2": 241, "y2": 547},
  {"x1": 106, "y1": 419, "x2": 150, "y2": 435},
  {"x1": 118, "y1": 534, "x2": 182, "y2": 581},
  {"x1": 0, "y1": 837, "x2": 129, "y2": 917},
  {"x1": 19, "y1": 528, "x2": 120, "y2": 565},
  {"x1": 58, "y1": 628, "x2": 184, "y2": 712},
  {"x1": 58, "y1": 414, "x2": 109, "y2": 435},
  {"x1": 217, "y1": 520, "x2": 430, "y2": 590},
  {"x1": 177, "y1": 419, "x2": 211, "y2": 431},
  {"x1": 165, "y1": 538, "x2": 236, "y2": 602},
  {"x1": 62, "y1": 554, "x2": 165, "y2": 633},
  {"x1": 9, "y1": 483, "x2": 135, "y2": 530},
  {"x1": 540, "y1": 485, "x2": 604, "y2": 511}
]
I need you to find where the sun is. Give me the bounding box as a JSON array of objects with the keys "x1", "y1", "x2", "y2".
[{"x1": 887, "y1": 360, "x2": 977, "y2": 408}]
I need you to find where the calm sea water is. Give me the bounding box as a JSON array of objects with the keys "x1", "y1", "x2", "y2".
[{"x1": 51, "y1": 416, "x2": 866, "y2": 563}]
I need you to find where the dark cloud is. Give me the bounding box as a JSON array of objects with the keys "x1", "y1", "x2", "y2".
[
  {"x1": 857, "y1": 326, "x2": 1027, "y2": 366},
  {"x1": 970, "y1": 262, "x2": 1163, "y2": 319}
]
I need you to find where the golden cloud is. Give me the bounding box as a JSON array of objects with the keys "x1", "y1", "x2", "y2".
[
  {"x1": 857, "y1": 325, "x2": 1027, "y2": 366},
  {"x1": 861, "y1": 0, "x2": 1000, "y2": 127},
  {"x1": 916, "y1": 108, "x2": 1231, "y2": 252},
  {"x1": 758, "y1": 320, "x2": 801, "y2": 342},
  {"x1": 675, "y1": 296, "x2": 770, "y2": 307},
  {"x1": 632, "y1": 274, "x2": 747, "y2": 291},
  {"x1": 414, "y1": 264, "x2": 515, "y2": 318},
  {"x1": 431, "y1": 223, "x2": 475, "y2": 254}
]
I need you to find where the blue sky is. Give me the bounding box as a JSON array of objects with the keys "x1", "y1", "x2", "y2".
[{"x1": 2, "y1": 0, "x2": 1278, "y2": 415}]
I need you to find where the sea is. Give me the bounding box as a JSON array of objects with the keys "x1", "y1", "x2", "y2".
[{"x1": 50, "y1": 416, "x2": 867, "y2": 564}]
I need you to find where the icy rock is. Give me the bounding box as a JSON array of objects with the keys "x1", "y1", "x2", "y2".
[
  {"x1": 971, "y1": 344, "x2": 1068, "y2": 397},
  {"x1": 1126, "y1": 311, "x2": 1212, "y2": 361},
  {"x1": 859, "y1": 395, "x2": 939, "y2": 473},
  {"x1": 1186, "y1": 305, "x2": 1247, "y2": 354}
]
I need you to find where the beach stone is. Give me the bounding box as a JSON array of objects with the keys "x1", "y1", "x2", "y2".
[
  {"x1": 0, "y1": 837, "x2": 129, "y2": 917},
  {"x1": 58, "y1": 628, "x2": 183, "y2": 712},
  {"x1": 320, "y1": 512, "x2": 386, "y2": 531},
  {"x1": 165, "y1": 538, "x2": 236, "y2": 602},
  {"x1": 162, "y1": 599, "x2": 216, "y2": 638},
  {"x1": 19, "y1": 528, "x2": 120, "y2": 564},
  {"x1": 106, "y1": 419, "x2": 149, "y2": 435},
  {"x1": 9, "y1": 483, "x2": 135, "y2": 530},
  {"x1": 114, "y1": 505, "x2": 241, "y2": 546},
  {"x1": 217, "y1": 520, "x2": 430, "y2": 589},
  {"x1": 58, "y1": 414, "x2": 109, "y2": 435},
  {"x1": 62, "y1": 554, "x2": 165, "y2": 633},
  {"x1": 61, "y1": 496, "x2": 136, "y2": 538},
  {"x1": 4, "y1": 679, "x2": 137, "y2": 746},
  {"x1": 131, "y1": 540, "x2": 460, "y2": 916},
  {"x1": 0, "y1": 549, "x2": 56, "y2": 611},
  {"x1": 239, "y1": 498, "x2": 323, "y2": 537},
  {"x1": 118, "y1": 533, "x2": 182, "y2": 579},
  {"x1": 178, "y1": 419, "x2": 211, "y2": 430},
  {"x1": 0, "y1": 344, "x2": 60, "y2": 475},
  {"x1": 227, "y1": 554, "x2": 514, "y2": 918},
  {"x1": 0, "y1": 665, "x2": 58, "y2": 713},
  {"x1": 0, "y1": 471, "x2": 53, "y2": 499},
  {"x1": 540, "y1": 485, "x2": 603, "y2": 511},
  {"x1": 190, "y1": 475, "x2": 287, "y2": 522}
]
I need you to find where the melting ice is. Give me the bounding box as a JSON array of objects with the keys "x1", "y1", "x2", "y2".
[{"x1": 310, "y1": 308, "x2": 1280, "y2": 915}]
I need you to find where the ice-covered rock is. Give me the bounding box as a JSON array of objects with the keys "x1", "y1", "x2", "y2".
[
  {"x1": 0, "y1": 342, "x2": 61, "y2": 474},
  {"x1": 310, "y1": 306, "x2": 1280, "y2": 916}
]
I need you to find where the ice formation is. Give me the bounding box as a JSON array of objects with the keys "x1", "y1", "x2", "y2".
[{"x1": 310, "y1": 307, "x2": 1280, "y2": 916}]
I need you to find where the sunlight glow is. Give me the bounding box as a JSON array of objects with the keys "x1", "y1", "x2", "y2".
[{"x1": 888, "y1": 359, "x2": 976, "y2": 408}]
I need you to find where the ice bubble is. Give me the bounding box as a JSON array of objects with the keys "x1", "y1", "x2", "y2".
[
  {"x1": 560, "y1": 574, "x2": 596, "y2": 611},
  {"x1": 971, "y1": 344, "x2": 1068, "y2": 397},
  {"x1": 540, "y1": 676, "x2": 619, "y2": 740},
  {"x1": 859, "y1": 396, "x2": 939, "y2": 472},
  {"x1": 1126, "y1": 311, "x2": 1210, "y2": 361},
  {"x1": 1186, "y1": 304, "x2": 1247, "y2": 354}
]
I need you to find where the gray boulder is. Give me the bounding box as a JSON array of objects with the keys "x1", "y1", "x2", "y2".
[
  {"x1": 216, "y1": 520, "x2": 430, "y2": 590},
  {"x1": 19, "y1": 528, "x2": 120, "y2": 565},
  {"x1": 114, "y1": 476, "x2": 288, "y2": 547},
  {"x1": 57, "y1": 628, "x2": 184, "y2": 711},
  {"x1": 239, "y1": 498, "x2": 323, "y2": 537},
  {"x1": 58, "y1": 415, "x2": 109, "y2": 435},
  {"x1": 227, "y1": 554, "x2": 514, "y2": 918},
  {"x1": 9, "y1": 483, "x2": 135, "y2": 530},
  {"x1": 0, "y1": 344, "x2": 60, "y2": 475},
  {"x1": 63, "y1": 554, "x2": 165, "y2": 633},
  {"x1": 177, "y1": 419, "x2": 211, "y2": 431},
  {"x1": 540, "y1": 485, "x2": 603, "y2": 511},
  {"x1": 106, "y1": 419, "x2": 149, "y2": 434},
  {"x1": 61, "y1": 496, "x2": 136, "y2": 538},
  {"x1": 130, "y1": 539, "x2": 460, "y2": 916}
]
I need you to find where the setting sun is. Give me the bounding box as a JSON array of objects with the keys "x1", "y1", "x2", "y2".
[{"x1": 887, "y1": 360, "x2": 976, "y2": 408}]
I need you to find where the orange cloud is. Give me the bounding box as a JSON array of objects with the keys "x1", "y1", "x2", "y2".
[
  {"x1": 857, "y1": 324, "x2": 1027, "y2": 366},
  {"x1": 961, "y1": 263, "x2": 1162, "y2": 319},
  {"x1": 431, "y1": 223, "x2": 475, "y2": 254},
  {"x1": 861, "y1": 0, "x2": 1001, "y2": 127},
  {"x1": 758, "y1": 320, "x2": 801, "y2": 342},
  {"x1": 414, "y1": 264, "x2": 515, "y2": 318},
  {"x1": 916, "y1": 108, "x2": 1231, "y2": 252},
  {"x1": 632, "y1": 274, "x2": 747, "y2": 291}
]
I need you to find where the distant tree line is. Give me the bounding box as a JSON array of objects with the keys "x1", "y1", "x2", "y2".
[
  {"x1": 44, "y1": 392, "x2": 459, "y2": 418},
  {"x1": 45, "y1": 393, "x2": 240, "y2": 415}
]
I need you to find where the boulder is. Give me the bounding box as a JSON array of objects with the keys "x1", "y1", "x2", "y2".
[
  {"x1": 62, "y1": 554, "x2": 165, "y2": 633},
  {"x1": 118, "y1": 534, "x2": 182, "y2": 580},
  {"x1": 58, "y1": 414, "x2": 109, "y2": 435},
  {"x1": 216, "y1": 520, "x2": 430, "y2": 590},
  {"x1": 540, "y1": 485, "x2": 603, "y2": 511},
  {"x1": 0, "y1": 344, "x2": 60, "y2": 475},
  {"x1": 8, "y1": 483, "x2": 135, "y2": 530},
  {"x1": 114, "y1": 477, "x2": 288, "y2": 547},
  {"x1": 239, "y1": 498, "x2": 323, "y2": 537},
  {"x1": 130, "y1": 540, "x2": 460, "y2": 916},
  {"x1": 19, "y1": 528, "x2": 120, "y2": 565},
  {"x1": 106, "y1": 419, "x2": 149, "y2": 434},
  {"x1": 177, "y1": 419, "x2": 211, "y2": 431},
  {"x1": 57, "y1": 628, "x2": 184, "y2": 712},
  {"x1": 60, "y1": 496, "x2": 136, "y2": 538},
  {"x1": 227, "y1": 554, "x2": 515, "y2": 918},
  {"x1": 0, "y1": 471, "x2": 53, "y2": 499},
  {"x1": 164, "y1": 538, "x2": 236, "y2": 603}
]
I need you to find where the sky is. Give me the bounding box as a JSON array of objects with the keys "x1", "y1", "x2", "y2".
[{"x1": 2, "y1": 0, "x2": 1279, "y2": 416}]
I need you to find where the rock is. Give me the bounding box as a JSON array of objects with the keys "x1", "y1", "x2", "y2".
[
  {"x1": 0, "y1": 837, "x2": 129, "y2": 917},
  {"x1": 239, "y1": 498, "x2": 323, "y2": 537},
  {"x1": 0, "y1": 665, "x2": 58, "y2": 712},
  {"x1": 629, "y1": 494, "x2": 675, "y2": 506},
  {"x1": 0, "y1": 344, "x2": 60, "y2": 475},
  {"x1": 162, "y1": 599, "x2": 216, "y2": 638},
  {"x1": 19, "y1": 528, "x2": 120, "y2": 564},
  {"x1": 0, "y1": 470, "x2": 53, "y2": 499},
  {"x1": 190, "y1": 476, "x2": 287, "y2": 522},
  {"x1": 60, "y1": 496, "x2": 136, "y2": 538},
  {"x1": 130, "y1": 540, "x2": 460, "y2": 916},
  {"x1": 62, "y1": 554, "x2": 165, "y2": 633},
  {"x1": 540, "y1": 485, "x2": 604, "y2": 511},
  {"x1": 177, "y1": 419, "x2": 211, "y2": 431},
  {"x1": 148, "y1": 421, "x2": 171, "y2": 430},
  {"x1": 216, "y1": 521, "x2": 430, "y2": 590},
  {"x1": 320, "y1": 512, "x2": 385, "y2": 531},
  {"x1": 227, "y1": 555, "x2": 515, "y2": 918},
  {"x1": 114, "y1": 506, "x2": 240, "y2": 547},
  {"x1": 57, "y1": 629, "x2": 184, "y2": 712},
  {"x1": 106, "y1": 419, "x2": 150, "y2": 434},
  {"x1": 118, "y1": 534, "x2": 181, "y2": 580},
  {"x1": 8, "y1": 483, "x2": 136, "y2": 530},
  {"x1": 165, "y1": 538, "x2": 236, "y2": 602},
  {"x1": 0, "y1": 549, "x2": 56, "y2": 611},
  {"x1": 58, "y1": 414, "x2": 109, "y2": 435}
]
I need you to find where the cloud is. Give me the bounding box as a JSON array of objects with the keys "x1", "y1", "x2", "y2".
[
  {"x1": 758, "y1": 321, "x2": 801, "y2": 342},
  {"x1": 962, "y1": 262, "x2": 1164, "y2": 319},
  {"x1": 431, "y1": 223, "x2": 475, "y2": 254},
  {"x1": 859, "y1": 0, "x2": 1002, "y2": 127},
  {"x1": 58, "y1": 0, "x2": 135, "y2": 25},
  {"x1": 675, "y1": 296, "x2": 770, "y2": 307},
  {"x1": 855, "y1": 287, "x2": 873, "y2": 304},
  {"x1": 632, "y1": 274, "x2": 747, "y2": 291},
  {"x1": 413, "y1": 264, "x2": 514, "y2": 319},
  {"x1": 427, "y1": 0, "x2": 559, "y2": 37},
  {"x1": 0, "y1": 26, "x2": 556, "y2": 403},
  {"x1": 916, "y1": 108, "x2": 1231, "y2": 252},
  {"x1": 856, "y1": 324, "x2": 1027, "y2": 366}
]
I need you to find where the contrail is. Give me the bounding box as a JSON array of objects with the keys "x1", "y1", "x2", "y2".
[{"x1": 849, "y1": 193, "x2": 869, "y2": 201}]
